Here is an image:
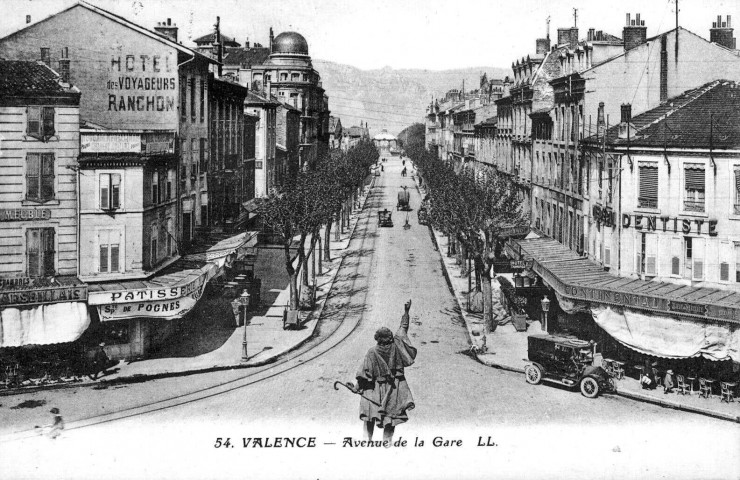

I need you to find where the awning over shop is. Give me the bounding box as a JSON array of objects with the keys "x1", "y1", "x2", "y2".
[
  {"x1": 184, "y1": 231, "x2": 258, "y2": 266},
  {"x1": 506, "y1": 237, "x2": 740, "y2": 325},
  {"x1": 592, "y1": 305, "x2": 740, "y2": 363},
  {"x1": 0, "y1": 302, "x2": 90, "y2": 347},
  {"x1": 87, "y1": 260, "x2": 217, "y2": 322}
]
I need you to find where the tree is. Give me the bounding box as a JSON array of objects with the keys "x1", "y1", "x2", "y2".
[{"x1": 409, "y1": 144, "x2": 527, "y2": 333}]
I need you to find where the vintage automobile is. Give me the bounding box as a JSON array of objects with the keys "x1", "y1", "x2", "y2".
[{"x1": 524, "y1": 334, "x2": 616, "y2": 398}]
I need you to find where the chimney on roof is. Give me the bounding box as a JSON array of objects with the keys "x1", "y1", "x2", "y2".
[
  {"x1": 710, "y1": 15, "x2": 736, "y2": 50},
  {"x1": 269, "y1": 27, "x2": 274, "y2": 51},
  {"x1": 623, "y1": 13, "x2": 647, "y2": 51},
  {"x1": 58, "y1": 47, "x2": 70, "y2": 84},
  {"x1": 26, "y1": 15, "x2": 31, "y2": 24},
  {"x1": 212, "y1": 16, "x2": 223, "y2": 76},
  {"x1": 536, "y1": 16, "x2": 551, "y2": 54},
  {"x1": 557, "y1": 27, "x2": 579, "y2": 48},
  {"x1": 245, "y1": 37, "x2": 250, "y2": 49},
  {"x1": 154, "y1": 18, "x2": 178, "y2": 43},
  {"x1": 620, "y1": 103, "x2": 632, "y2": 123}
]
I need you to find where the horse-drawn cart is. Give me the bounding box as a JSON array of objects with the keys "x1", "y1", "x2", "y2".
[
  {"x1": 378, "y1": 209, "x2": 393, "y2": 227},
  {"x1": 396, "y1": 187, "x2": 411, "y2": 211}
]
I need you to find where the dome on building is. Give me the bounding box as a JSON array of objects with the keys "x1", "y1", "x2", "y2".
[
  {"x1": 373, "y1": 130, "x2": 396, "y2": 141},
  {"x1": 272, "y1": 31, "x2": 309, "y2": 55}
]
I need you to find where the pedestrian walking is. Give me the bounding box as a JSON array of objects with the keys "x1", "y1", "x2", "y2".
[
  {"x1": 90, "y1": 343, "x2": 110, "y2": 380},
  {"x1": 35, "y1": 407, "x2": 64, "y2": 439},
  {"x1": 354, "y1": 300, "x2": 417, "y2": 445}
]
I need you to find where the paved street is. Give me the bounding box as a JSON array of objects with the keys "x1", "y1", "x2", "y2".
[{"x1": 1, "y1": 156, "x2": 739, "y2": 480}]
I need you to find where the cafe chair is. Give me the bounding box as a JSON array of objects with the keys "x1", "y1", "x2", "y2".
[
  {"x1": 720, "y1": 382, "x2": 735, "y2": 403},
  {"x1": 699, "y1": 377, "x2": 712, "y2": 399},
  {"x1": 676, "y1": 375, "x2": 690, "y2": 395}
]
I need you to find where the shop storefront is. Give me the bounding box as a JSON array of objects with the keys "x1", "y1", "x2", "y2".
[
  {"x1": 506, "y1": 237, "x2": 740, "y2": 373},
  {"x1": 87, "y1": 261, "x2": 216, "y2": 360}
]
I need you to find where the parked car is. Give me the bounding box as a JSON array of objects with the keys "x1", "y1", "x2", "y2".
[{"x1": 524, "y1": 334, "x2": 616, "y2": 398}]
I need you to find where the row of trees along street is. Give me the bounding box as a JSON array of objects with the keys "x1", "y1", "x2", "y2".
[
  {"x1": 258, "y1": 139, "x2": 379, "y2": 312},
  {"x1": 400, "y1": 123, "x2": 529, "y2": 333}
]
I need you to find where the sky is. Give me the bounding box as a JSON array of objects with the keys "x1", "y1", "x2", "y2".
[{"x1": 1, "y1": 0, "x2": 738, "y2": 71}]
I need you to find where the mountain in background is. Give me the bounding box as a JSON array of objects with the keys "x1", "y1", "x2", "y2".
[{"x1": 314, "y1": 60, "x2": 509, "y2": 136}]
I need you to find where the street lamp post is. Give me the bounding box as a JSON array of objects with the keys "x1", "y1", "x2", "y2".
[
  {"x1": 541, "y1": 296, "x2": 551, "y2": 332},
  {"x1": 231, "y1": 290, "x2": 251, "y2": 362}
]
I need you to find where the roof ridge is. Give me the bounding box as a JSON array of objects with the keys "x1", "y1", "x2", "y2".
[{"x1": 637, "y1": 80, "x2": 722, "y2": 132}]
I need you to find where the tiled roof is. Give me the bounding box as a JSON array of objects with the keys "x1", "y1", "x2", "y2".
[
  {"x1": 193, "y1": 32, "x2": 240, "y2": 47},
  {"x1": 244, "y1": 91, "x2": 279, "y2": 106},
  {"x1": 585, "y1": 80, "x2": 740, "y2": 150},
  {"x1": 348, "y1": 126, "x2": 364, "y2": 137},
  {"x1": 0, "y1": 60, "x2": 76, "y2": 97},
  {"x1": 222, "y1": 47, "x2": 271, "y2": 67}
]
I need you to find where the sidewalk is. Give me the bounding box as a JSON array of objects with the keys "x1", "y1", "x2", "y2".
[
  {"x1": 419, "y1": 183, "x2": 740, "y2": 424},
  {"x1": 0, "y1": 182, "x2": 375, "y2": 396}
]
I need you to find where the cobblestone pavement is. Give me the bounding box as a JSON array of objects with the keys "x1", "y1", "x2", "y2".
[{"x1": 1, "y1": 156, "x2": 738, "y2": 480}]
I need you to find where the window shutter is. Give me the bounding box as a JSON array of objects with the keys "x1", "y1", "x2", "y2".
[
  {"x1": 721, "y1": 262, "x2": 729, "y2": 281},
  {"x1": 111, "y1": 174, "x2": 121, "y2": 209},
  {"x1": 27, "y1": 229, "x2": 40, "y2": 276},
  {"x1": 110, "y1": 231, "x2": 120, "y2": 272},
  {"x1": 43, "y1": 228, "x2": 55, "y2": 275},
  {"x1": 41, "y1": 153, "x2": 54, "y2": 201},
  {"x1": 685, "y1": 166, "x2": 705, "y2": 190},
  {"x1": 604, "y1": 246, "x2": 611, "y2": 266},
  {"x1": 100, "y1": 174, "x2": 110, "y2": 209},
  {"x1": 26, "y1": 153, "x2": 40, "y2": 200},
  {"x1": 27, "y1": 107, "x2": 40, "y2": 137},
  {"x1": 639, "y1": 164, "x2": 658, "y2": 206},
  {"x1": 671, "y1": 256, "x2": 680, "y2": 275},
  {"x1": 42, "y1": 107, "x2": 55, "y2": 137}
]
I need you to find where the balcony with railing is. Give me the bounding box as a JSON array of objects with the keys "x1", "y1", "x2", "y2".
[
  {"x1": 638, "y1": 197, "x2": 658, "y2": 209},
  {"x1": 684, "y1": 199, "x2": 705, "y2": 212}
]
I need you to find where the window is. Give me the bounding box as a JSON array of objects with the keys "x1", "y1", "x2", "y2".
[
  {"x1": 98, "y1": 230, "x2": 121, "y2": 273},
  {"x1": 190, "y1": 77, "x2": 196, "y2": 122},
  {"x1": 671, "y1": 238, "x2": 682, "y2": 275},
  {"x1": 692, "y1": 238, "x2": 705, "y2": 281},
  {"x1": 180, "y1": 77, "x2": 186, "y2": 120},
  {"x1": 26, "y1": 153, "x2": 55, "y2": 202},
  {"x1": 684, "y1": 165, "x2": 705, "y2": 212},
  {"x1": 167, "y1": 169, "x2": 173, "y2": 200},
  {"x1": 200, "y1": 79, "x2": 205, "y2": 123},
  {"x1": 735, "y1": 242, "x2": 740, "y2": 282},
  {"x1": 200, "y1": 138, "x2": 207, "y2": 173},
  {"x1": 100, "y1": 173, "x2": 121, "y2": 209},
  {"x1": 151, "y1": 223, "x2": 159, "y2": 266},
  {"x1": 638, "y1": 163, "x2": 658, "y2": 208},
  {"x1": 40, "y1": 47, "x2": 50, "y2": 66},
  {"x1": 26, "y1": 228, "x2": 55, "y2": 277},
  {"x1": 645, "y1": 234, "x2": 657, "y2": 275},
  {"x1": 734, "y1": 168, "x2": 740, "y2": 215},
  {"x1": 27, "y1": 106, "x2": 55, "y2": 140},
  {"x1": 151, "y1": 171, "x2": 159, "y2": 204},
  {"x1": 191, "y1": 138, "x2": 198, "y2": 178},
  {"x1": 166, "y1": 218, "x2": 174, "y2": 255}
]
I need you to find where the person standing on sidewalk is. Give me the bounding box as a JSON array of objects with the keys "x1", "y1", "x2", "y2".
[
  {"x1": 90, "y1": 343, "x2": 110, "y2": 380},
  {"x1": 353, "y1": 300, "x2": 417, "y2": 445}
]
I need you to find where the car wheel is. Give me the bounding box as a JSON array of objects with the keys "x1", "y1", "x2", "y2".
[
  {"x1": 580, "y1": 376, "x2": 600, "y2": 398},
  {"x1": 525, "y1": 364, "x2": 542, "y2": 385}
]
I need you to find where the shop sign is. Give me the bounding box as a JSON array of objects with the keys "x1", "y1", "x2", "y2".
[
  {"x1": 87, "y1": 270, "x2": 209, "y2": 306},
  {"x1": 592, "y1": 205, "x2": 616, "y2": 228},
  {"x1": 0, "y1": 209, "x2": 51, "y2": 221},
  {"x1": 97, "y1": 283, "x2": 205, "y2": 321},
  {"x1": 81, "y1": 133, "x2": 141, "y2": 153},
  {"x1": 142, "y1": 132, "x2": 175, "y2": 154},
  {"x1": 563, "y1": 285, "x2": 670, "y2": 311},
  {"x1": 668, "y1": 301, "x2": 707, "y2": 316},
  {"x1": 510, "y1": 260, "x2": 533, "y2": 269},
  {"x1": 0, "y1": 285, "x2": 87, "y2": 307},
  {"x1": 621, "y1": 213, "x2": 718, "y2": 236}
]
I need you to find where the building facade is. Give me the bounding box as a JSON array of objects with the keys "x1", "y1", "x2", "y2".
[
  {"x1": 245, "y1": 91, "x2": 278, "y2": 197},
  {"x1": 0, "y1": 60, "x2": 89, "y2": 351}
]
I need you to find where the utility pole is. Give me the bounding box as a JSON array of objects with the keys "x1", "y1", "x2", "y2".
[{"x1": 573, "y1": 8, "x2": 578, "y2": 28}]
